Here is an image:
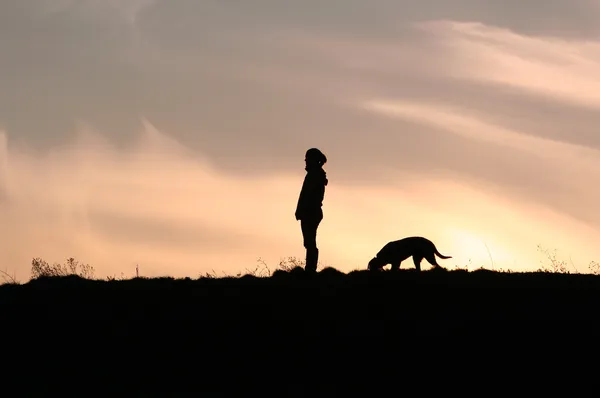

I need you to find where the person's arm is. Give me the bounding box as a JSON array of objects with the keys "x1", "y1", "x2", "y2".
[
  {"x1": 295, "y1": 194, "x2": 302, "y2": 220},
  {"x1": 295, "y1": 176, "x2": 307, "y2": 220},
  {"x1": 295, "y1": 174, "x2": 313, "y2": 220}
]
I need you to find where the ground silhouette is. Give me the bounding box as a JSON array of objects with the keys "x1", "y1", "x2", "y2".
[
  {"x1": 3, "y1": 266, "x2": 599, "y2": 393},
  {"x1": 5, "y1": 266, "x2": 598, "y2": 321}
]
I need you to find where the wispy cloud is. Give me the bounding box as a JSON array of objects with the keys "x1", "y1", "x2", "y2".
[
  {"x1": 362, "y1": 99, "x2": 600, "y2": 161},
  {"x1": 416, "y1": 20, "x2": 600, "y2": 109}
]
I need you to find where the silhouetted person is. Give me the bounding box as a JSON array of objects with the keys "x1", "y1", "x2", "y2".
[{"x1": 295, "y1": 148, "x2": 328, "y2": 274}]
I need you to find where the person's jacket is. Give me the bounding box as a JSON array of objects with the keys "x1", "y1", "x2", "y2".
[{"x1": 295, "y1": 166, "x2": 328, "y2": 220}]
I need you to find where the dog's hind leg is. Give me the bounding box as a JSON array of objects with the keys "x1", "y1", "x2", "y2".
[
  {"x1": 425, "y1": 253, "x2": 440, "y2": 268},
  {"x1": 412, "y1": 256, "x2": 423, "y2": 272},
  {"x1": 391, "y1": 261, "x2": 401, "y2": 271}
]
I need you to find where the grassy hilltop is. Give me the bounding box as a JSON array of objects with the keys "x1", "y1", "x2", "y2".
[
  {"x1": 2, "y1": 256, "x2": 599, "y2": 393},
  {"x1": 3, "y1": 265, "x2": 600, "y2": 321},
  {"x1": 3, "y1": 253, "x2": 600, "y2": 324}
]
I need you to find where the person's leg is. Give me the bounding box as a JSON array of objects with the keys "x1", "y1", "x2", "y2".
[{"x1": 301, "y1": 217, "x2": 321, "y2": 273}]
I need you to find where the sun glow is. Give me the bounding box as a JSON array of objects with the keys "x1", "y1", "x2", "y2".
[{"x1": 444, "y1": 227, "x2": 517, "y2": 270}]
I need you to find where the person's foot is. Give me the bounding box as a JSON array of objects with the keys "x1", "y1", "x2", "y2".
[
  {"x1": 305, "y1": 248, "x2": 318, "y2": 274},
  {"x1": 304, "y1": 266, "x2": 317, "y2": 274}
]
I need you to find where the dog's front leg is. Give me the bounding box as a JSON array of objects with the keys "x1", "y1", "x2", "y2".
[
  {"x1": 391, "y1": 261, "x2": 401, "y2": 271},
  {"x1": 412, "y1": 256, "x2": 422, "y2": 272}
]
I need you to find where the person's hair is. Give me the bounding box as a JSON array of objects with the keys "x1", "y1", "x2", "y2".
[{"x1": 306, "y1": 148, "x2": 327, "y2": 166}]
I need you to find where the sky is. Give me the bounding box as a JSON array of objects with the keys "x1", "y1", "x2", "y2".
[{"x1": 2, "y1": 0, "x2": 600, "y2": 280}]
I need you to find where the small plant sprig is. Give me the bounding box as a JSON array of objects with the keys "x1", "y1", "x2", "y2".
[
  {"x1": 0, "y1": 268, "x2": 18, "y2": 285},
  {"x1": 31, "y1": 257, "x2": 95, "y2": 279}
]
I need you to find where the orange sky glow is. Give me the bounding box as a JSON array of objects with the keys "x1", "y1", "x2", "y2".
[{"x1": 2, "y1": 122, "x2": 599, "y2": 279}]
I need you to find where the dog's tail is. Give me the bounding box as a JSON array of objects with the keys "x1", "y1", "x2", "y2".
[{"x1": 434, "y1": 247, "x2": 452, "y2": 260}]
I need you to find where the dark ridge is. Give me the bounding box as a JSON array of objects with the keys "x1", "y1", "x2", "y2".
[
  {"x1": 5, "y1": 268, "x2": 600, "y2": 318},
  {"x1": 3, "y1": 268, "x2": 598, "y2": 392}
]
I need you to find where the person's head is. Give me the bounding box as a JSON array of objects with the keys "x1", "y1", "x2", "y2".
[{"x1": 305, "y1": 148, "x2": 327, "y2": 168}]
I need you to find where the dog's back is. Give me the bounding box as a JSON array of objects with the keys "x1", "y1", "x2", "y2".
[{"x1": 378, "y1": 236, "x2": 434, "y2": 260}]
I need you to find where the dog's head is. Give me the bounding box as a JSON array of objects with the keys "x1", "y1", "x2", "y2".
[{"x1": 367, "y1": 257, "x2": 385, "y2": 271}]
